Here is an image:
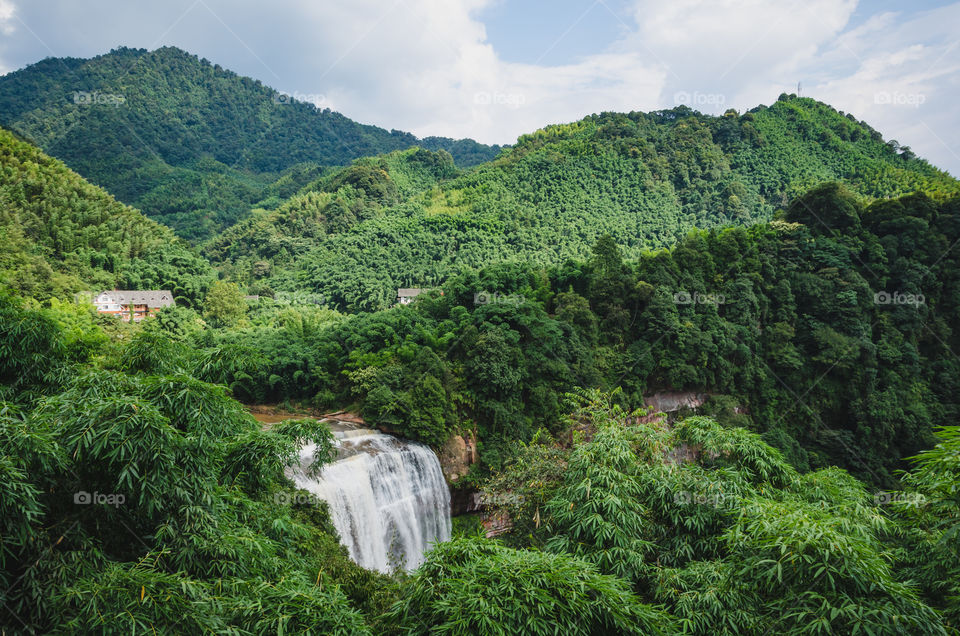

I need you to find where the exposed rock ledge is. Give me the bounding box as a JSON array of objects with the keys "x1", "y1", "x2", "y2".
[
  {"x1": 323, "y1": 411, "x2": 367, "y2": 426},
  {"x1": 643, "y1": 391, "x2": 710, "y2": 415},
  {"x1": 438, "y1": 432, "x2": 478, "y2": 484}
]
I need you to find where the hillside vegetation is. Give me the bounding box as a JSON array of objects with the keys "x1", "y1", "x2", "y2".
[{"x1": 186, "y1": 185, "x2": 960, "y2": 490}]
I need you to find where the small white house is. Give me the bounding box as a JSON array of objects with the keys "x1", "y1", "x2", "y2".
[
  {"x1": 397, "y1": 288, "x2": 425, "y2": 305},
  {"x1": 93, "y1": 290, "x2": 175, "y2": 322}
]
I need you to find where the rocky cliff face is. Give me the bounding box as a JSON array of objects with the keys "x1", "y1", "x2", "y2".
[
  {"x1": 438, "y1": 432, "x2": 481, "y2": 516},
  {"x1": 437, "y1": 432, "x2": 477, "y2": 484},
  {"x1": 643, "y1": 391, "x2": 710, "y2": 415}
]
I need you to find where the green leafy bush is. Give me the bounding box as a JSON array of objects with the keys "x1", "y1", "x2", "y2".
[{"x1": 383, "y1": 537, "x2": 674, "y2": 635}]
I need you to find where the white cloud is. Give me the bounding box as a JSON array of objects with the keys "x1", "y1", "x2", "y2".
[
  {"x1": 305, "y1": 0, "x2": 958, "y2": 175},
  {"x1": 0, "y1": 0, "x2": 14, "y2": 31},
  {"x1": 135, "y1": 0, "x2": 666, "y2": 146},
  {"x1": 630, "y1": 0, "x2": 857, "y2": 76},
  {"x1": 797, "y1": 3, "x2": 960, "y2": 176},
  {"x1": 252, "y1": 0, "x2": 665, "y2": 144},
  {"x1": 0, "y1": 0, "x2": 15, "y2": 73},
  {"x1": 608, "y1": 0, "x2": 960, "y2": 175}
]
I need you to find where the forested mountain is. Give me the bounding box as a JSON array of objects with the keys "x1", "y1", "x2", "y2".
[
  {"x1": 0, "y1": 46, "x2": 501, "y2": 240},
  {"x1": 203, "y1": 145, "x2": 460, "y2": 303},
  {"x1": 6, "y1": 0, "x2": 960, "y2": 623},
  {"x1": 0, "y1": 126, "x2": 214, "y2": 304},
  {"x1": 207, "y1": 95, "x2": 960, "y2": 311}
]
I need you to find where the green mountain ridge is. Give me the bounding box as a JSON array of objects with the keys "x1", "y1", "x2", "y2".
[
  {"x1": 208, "y1": 95, "x2": 960, "y2": 311},
  {"x1": 0, "y1": 46, "x2": 501, "y2": 240}
]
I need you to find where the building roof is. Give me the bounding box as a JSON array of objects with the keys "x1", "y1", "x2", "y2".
[
  {"x1": 397, "y1": 288, "x2": 425, "y2": 297},
  {"x1": 96, "y1": 290, "x2": 175, "y2": 308}
]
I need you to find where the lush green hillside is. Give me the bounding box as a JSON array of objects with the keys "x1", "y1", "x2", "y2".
[
  {"x1": 2, "y1": 289, "x2": 956, "y2": 633},
  {"x1": 203, "y1": 146, "x2": 460, "y2": 303},
  {"x1": 0, "y1": 46, "x2": 501, "y2": 240},
  {"x1": 210, "y1": 96, "x2": 960, "y2": 311},
  {"x1": 194, "y1": 186, "x2": 960, "y2": 488},
  {"x1": 0, "y1": 126, "x2": 214, "y2": 305}
]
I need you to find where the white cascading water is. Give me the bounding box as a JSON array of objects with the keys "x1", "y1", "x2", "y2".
[{"x1": 287, "y1": 426, "x2": 451, "y2": 573}]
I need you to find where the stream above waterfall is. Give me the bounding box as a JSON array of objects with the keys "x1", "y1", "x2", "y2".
[{"x1": 287, "y1": 421, "x2": 451, "y2": 573}]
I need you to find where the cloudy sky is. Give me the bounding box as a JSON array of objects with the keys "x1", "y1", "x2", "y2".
[{"x1": 1, "y1": 0, "x2": 957, "y2": 175}]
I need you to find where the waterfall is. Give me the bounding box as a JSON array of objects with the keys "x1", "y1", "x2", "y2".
[{"x1": 288, "y1": 426, "x2": 451, "y2": 573}]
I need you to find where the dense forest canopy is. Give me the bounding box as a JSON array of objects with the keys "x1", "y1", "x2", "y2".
[
  {"x1": 0, "y1": 46, "x2": 501, "y2": 240},
  {"x1": 1, "y1": 292, "x2": 957, "y2": 632}
]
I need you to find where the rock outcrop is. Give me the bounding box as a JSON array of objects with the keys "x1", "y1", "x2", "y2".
[
  {"x1": 643, "y1": 391, "x2": 710, "y2": 414},
  {"x1": 438, "y1": 432, "x2": 477, "y2": 484}
]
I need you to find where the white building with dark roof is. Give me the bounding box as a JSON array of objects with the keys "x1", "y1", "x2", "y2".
[
  {"x1": 397, "y1": 288, "x2": 425, "y2": 305},
  {"x1": 93, "y1": 290, "x2": 175, "y2": 322}
]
